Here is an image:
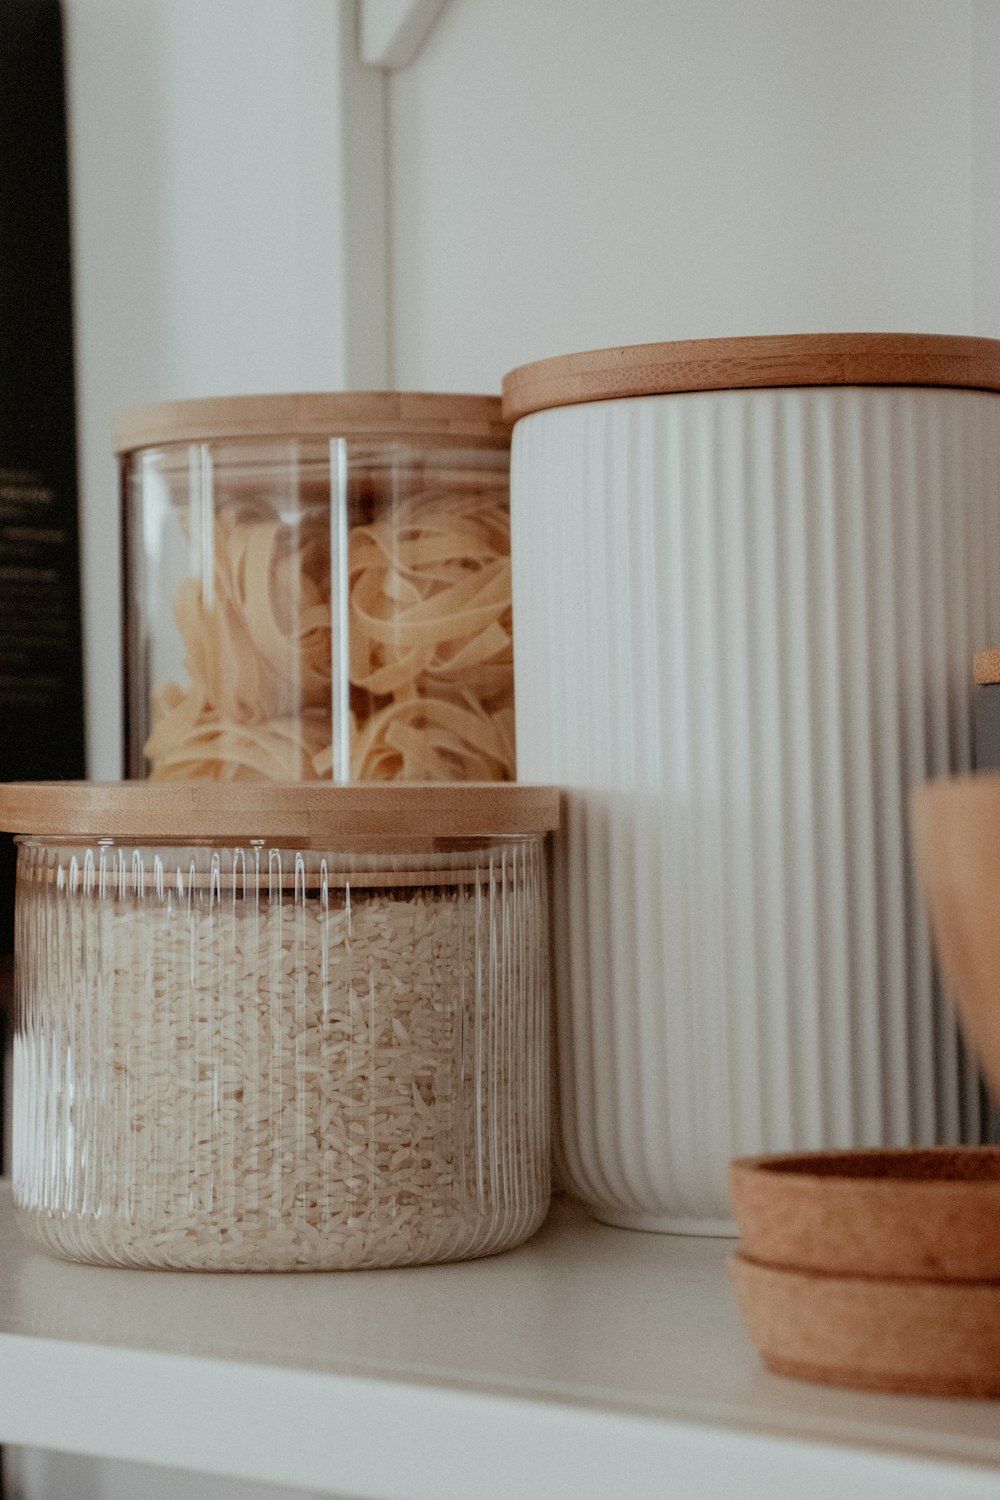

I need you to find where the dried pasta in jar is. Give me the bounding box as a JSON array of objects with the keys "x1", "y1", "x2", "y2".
[{"x1": 118, "y1": 394, "x2": 514, "y2": 783}]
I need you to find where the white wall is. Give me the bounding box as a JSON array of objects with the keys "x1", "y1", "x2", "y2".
[
  {"x1": 388, "y1": 0, "x2": 977, "y2": 390},
  {"x1": 64, "y1": 0, "x2": 386, "y2": 779},
  {"x1": 973, "y1": 0, "x2": 1000, "y2": 336}
]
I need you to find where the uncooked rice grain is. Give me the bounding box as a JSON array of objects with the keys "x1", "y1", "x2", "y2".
[{"x1": 13, "y1": 841, "x2": 549, "y2": 1270}]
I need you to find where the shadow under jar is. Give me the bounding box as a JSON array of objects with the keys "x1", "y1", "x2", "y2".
[
  {"x1": 5, "y1": 782, "x2": 557, "y2": 1270},
  {"x1": 118, "y1": 392, "x2": 514, "y2": 784}
]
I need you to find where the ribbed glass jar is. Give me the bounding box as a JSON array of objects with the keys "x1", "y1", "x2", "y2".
[
  {"x1": 7, "y1": 783, "x2": 556, "y2": 1271},
  {"x1": 118, "y1": 393, "x2": 514, "y2": 784}
]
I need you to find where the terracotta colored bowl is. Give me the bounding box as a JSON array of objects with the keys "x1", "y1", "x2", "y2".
[
  {"x1": 731, "y1": 1252, "x2": 1000, "y2": 1397},
  {"x1": 730, "y1": 1148, "x2": 1000, "y2": 1280}
]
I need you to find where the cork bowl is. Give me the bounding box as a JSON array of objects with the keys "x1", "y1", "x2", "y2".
[
  {"x1": 727, "y1": 775, "x2": 1000, "y2": 1396},
  {"x1": 730, "y1": 1148, "x2": 1000, "y2": 1280},
  {"x1": 730, "y1": 1254, "x2": 1000, "y2": 1397},
  {"x1": 912, "y1": 774, "x2": 1000, "y2": 1103}
]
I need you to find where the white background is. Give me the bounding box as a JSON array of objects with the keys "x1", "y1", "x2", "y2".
[{"x1": 9, "y1": 2, "x2": 1000, "y2": 1495}]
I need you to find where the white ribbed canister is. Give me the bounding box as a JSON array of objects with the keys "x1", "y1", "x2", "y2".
[{"x1": 504, "y1": 334, "x2": 1000, "y2": 1234}]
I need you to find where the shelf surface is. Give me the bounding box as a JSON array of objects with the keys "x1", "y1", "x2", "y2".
[{"x1": 0, "y1": 1183, "x2": 999, "y2": 1498}]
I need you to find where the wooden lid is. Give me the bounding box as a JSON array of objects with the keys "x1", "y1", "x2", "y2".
[
  {"x1": 0, "y1": 783, "x2": 559, "y2": 839},
  {"x1": 974, "y1": 648, "x2": 1000, "y2": 685},
  {"x1": 502, "y1": 333, "x2": 1000, "y2": 422},
  {"x1": 114, "y1": 392, "x2": 510, "y2": 455}
]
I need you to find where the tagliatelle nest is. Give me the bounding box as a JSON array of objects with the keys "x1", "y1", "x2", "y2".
[{"x1": 144, "y1": 479, "x2": 515, "y2": 782}]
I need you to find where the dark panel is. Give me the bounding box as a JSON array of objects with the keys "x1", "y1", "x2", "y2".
[{"x1": 0, "y1": 0, "x2": 86, "y2": 959}]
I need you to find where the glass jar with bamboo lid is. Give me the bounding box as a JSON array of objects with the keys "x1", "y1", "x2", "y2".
[
  {"x1": 6, "y1": 780, "x2": 558, "y2": 1270},
  {"x1": 118, "y1": 393, "x2": 513, "y2": 783}
]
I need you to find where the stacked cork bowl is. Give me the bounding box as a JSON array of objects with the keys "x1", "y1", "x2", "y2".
[
  {"x1": 729, "y1": 774, "x2": 1000, "y2": 1398},
  {"x1": 729, "y1": 1149, "x2": 1000, "y2": 1397}
]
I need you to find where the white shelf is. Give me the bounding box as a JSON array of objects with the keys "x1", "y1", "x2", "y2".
[{"x1": 1, "y1": 1183, "x2": 999, "y2": 1499}]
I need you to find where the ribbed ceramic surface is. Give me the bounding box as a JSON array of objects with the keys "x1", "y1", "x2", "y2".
[
  {"x1": 511, "y1": 386, "x2": 1000, "y2": 1233},
  {"x1": 13, "y1": 838, "x2": 549, "y2": 1269}
]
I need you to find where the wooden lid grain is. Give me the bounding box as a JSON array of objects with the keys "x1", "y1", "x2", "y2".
[
  {"x1": 0, "y1": 783, "x2": 559, "y2": 839},
  {"x1": 114, "y1": 392, "x2": 510, "y2": 455},
  {"x1": 502, "y1": 333, "x2": 1000, "y2": 423}
]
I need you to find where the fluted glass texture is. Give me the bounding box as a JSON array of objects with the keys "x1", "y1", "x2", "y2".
[
  {"x1": 13, "y1": 837, "x2": 549, "y2": 1269},
  {"x1": 511, "y1": 387, "x2": 1000, "y2": 1233}
]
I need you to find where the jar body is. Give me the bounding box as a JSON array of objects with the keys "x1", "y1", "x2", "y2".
[
  {"x1": 511, "y1": 386, "x2": 1000, "y2": 1233},
  {"x1": 123, "y1": 435, "x2": 513, "y2": 782},
  {"x1": 13, "y1": 836, "x2": 548, "y2": 1269}
]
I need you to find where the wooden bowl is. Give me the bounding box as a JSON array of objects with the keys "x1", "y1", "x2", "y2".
[
  {"x1": 730, "y1": 1148, "x2": 1000, "y2": 1280},
  {"x1": 730, "y1": 1252, "x2": 1000, "y2": 1397},
  {"x1": 913, "y1": 774, "x2": 1000, "y2": 1102}
]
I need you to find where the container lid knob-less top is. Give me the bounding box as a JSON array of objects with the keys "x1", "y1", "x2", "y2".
[
  {"x1": 112, "y1": 392, "x2": 511, "y2": 455},
  {"x1": 0, "y1": 783, "x2": 560, "y2": 840},
  {"x1": 500, "y1": 333, "x2": 1000, "y2": 423}
]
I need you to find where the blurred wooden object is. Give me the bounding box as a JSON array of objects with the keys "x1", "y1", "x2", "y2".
[{"x1": 912, "y1": 774, "x2": 1000, "y2": 1100}]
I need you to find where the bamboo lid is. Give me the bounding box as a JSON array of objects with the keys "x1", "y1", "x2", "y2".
[
  {"x1": 0, "y1": 783, "x2": 559, "y2": 840},
  {"x1": 114, "y1": 392, "x2": 510, "y2": 455},
  {"x1": 974, "y1": 649, "x2": 1000, "y2": 686},
  {"x1": 502, "y1": 333, "x2": 1000, "y2": 423}
]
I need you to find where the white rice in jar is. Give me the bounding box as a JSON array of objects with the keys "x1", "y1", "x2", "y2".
[{"x1": 7, "y1": 784, "x2": 557, "y2": 1271}]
